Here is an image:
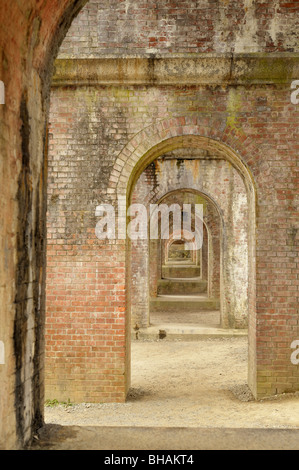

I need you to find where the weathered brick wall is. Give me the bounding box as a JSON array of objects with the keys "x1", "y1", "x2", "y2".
[
  {"x1": 0, "y1": 0, "x2": 89, "y2": 450},
  {"x1": 46, "y1": 88, "x2": 130, "y2": 403},
  {"x1": 150, "y1": 191, "x2": 220, "y2": 308},
  {"x1": 1, "y1": 0, "x2": 298, "y2": 450},
  {"x1": 47, "y1": 69, "x2": 299, "y2": 401},
  {"x1": 58, "y1": 0, "x2": 299, "y2": 57}
]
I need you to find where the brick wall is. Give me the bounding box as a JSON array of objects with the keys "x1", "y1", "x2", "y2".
[
  {"x1": 0, "y1": 0, "x2": 89, "y2": 450},
  {"x1": 58, "y1": 0, "x2": 299, "y2": 57},
  {"x1": 46, "y1": 72, "x2": 299, "y2": 401}
]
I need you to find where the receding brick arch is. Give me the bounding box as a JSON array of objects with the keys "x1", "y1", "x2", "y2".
[
  {"x1": 164, "y1": 233, "x2": 200, "y2": 264},
  {"x1": 131, "y1": 185, "x2": 224, "y2": 328},
  {"x1": 159, "y1": 224, "x2": 208, "y2": 295},
  {"x1": 123, "y1": 129, "x2": 256, "y2": 394},
  {"x1": 107, "y1": 119, "x2": 257, "y2": 202},
  {"x1": 155, "y1": 190, "x2": 221, "y2": 304}
]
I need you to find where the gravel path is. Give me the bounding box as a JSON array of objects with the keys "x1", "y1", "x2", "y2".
[{"x1": 45, "y1": 337, "x2": 299, "y2": 429}]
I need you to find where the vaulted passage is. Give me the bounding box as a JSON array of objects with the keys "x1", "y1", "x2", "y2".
[
  {"x1": 0, "y1": 0, "x2": 299, "y2": 450},
  {"x1": 130, "y1": 150, "x2": 250, "y2": 337}
]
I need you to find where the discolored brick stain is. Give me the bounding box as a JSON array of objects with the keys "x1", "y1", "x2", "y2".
[
  {"x1": 40, "y1": 0, "x2": 89, "y2": 106},
  {"x1": 31, "y1": 126, "x2": 48, "y2": 438},
  {"x1": 14, "y1": 96, "x2": 48, "y2": 446},
  {"x1": 14, "y1": 95, "x2": 32, "y2": 445},
  {"x1": 59, "y1": 98, "x2": 129, "y2": 241}
]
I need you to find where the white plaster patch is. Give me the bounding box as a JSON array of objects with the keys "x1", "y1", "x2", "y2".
[
  {"x1": 291, "y1": 341, "x2": 299, "y2": 365},
  {"x1": 0, "y1": 81, "x2": 5, "y2": 105},
  {"x1": 268, "y1": 1, "x2": 279, "y2": 44},
  {"x1": 291, "y1": 81, "x2": 299, "y2": 105},
  {"x1": 234, "y1": 0, "x2": 259, "y2": 53},
  {"x1": 0, "y1": 341, "x2": 5, "y2": 364}
]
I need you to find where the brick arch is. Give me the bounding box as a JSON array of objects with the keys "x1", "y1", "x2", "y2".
[
  {"x1": 149, "y1": 187, "x2": 224, "y2": 217},
  {"x1": 156, "y1": 187, "x2": 222, "y2": 292},
  {"x1": 149, "y1": 188, "x2": 212, "y2": 268},
  {"x1": 107, "y1": 117, "x2": 257, "y2": 201},
  {"x1": 127, "y1": 128, "x2": 256, "y2": 384},
  {"x1": 166, "y1": 234, "x2": 198, "y2": 253},
  {"x1": 164, "y1": 232, "x2": 199, "y2": 266},
  {"x1": 155, "y1": 190, "x2": 219, "y2": 286},
  {"x1": 144, "y1": 187, "x2": 223, "y2": 319}
]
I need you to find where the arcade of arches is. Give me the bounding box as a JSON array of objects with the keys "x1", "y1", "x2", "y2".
[{"x1": 0, "y1": 0, "x2": 299, "y2": 450}]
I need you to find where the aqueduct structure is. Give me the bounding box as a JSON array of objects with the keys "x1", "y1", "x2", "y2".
[{"x1": 0, "y1": 0, "x2": 298, "y2": 449}]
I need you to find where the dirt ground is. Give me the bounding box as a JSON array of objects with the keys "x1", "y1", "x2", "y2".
[{"x1": 45, "y1": 336, "x2": 299, "y2": 429}]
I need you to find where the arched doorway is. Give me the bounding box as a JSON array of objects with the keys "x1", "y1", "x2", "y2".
[{"x1": 121, "y1": 132, "x2": 256, "y2": 396}]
